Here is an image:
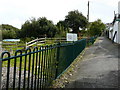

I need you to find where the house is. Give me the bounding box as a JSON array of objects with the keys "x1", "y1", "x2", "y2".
[
  {"x1": 106, "y1": 23, "x2": 113, "y2": 39},
  {"x1": 108, "y1": 1, "x2": 120, "y2": 44}
]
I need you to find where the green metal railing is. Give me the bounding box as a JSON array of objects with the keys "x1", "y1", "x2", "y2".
[
  {"x1": 0, "y1": 37, "x2": 97, "y2": 89},
  {"x1": 86, "y1": 36, "x2": 97, "y2": 46}
]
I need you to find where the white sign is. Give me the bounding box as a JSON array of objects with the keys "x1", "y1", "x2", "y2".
[{"x1": 67, "y1": 33, "x2": 78, "y2": 41}]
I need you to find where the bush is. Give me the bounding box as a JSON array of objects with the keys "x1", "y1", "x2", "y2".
[
  {"x1": 20, "y1": 37, "x2": 32, "y2": 43},
  {"x1": 2, "y1": 30, "x2": 17, "y2": 39}
]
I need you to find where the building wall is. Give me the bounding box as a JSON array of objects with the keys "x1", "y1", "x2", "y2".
[
  {"x1": 108, "y1": 27, "x2": 113, "y2": 40},
  {"x1": 108, "y1": 1, "x2": 120, "y2": 44},
  {"x1": 118, "y1": 22, "x2": 120, "y2": 44},
  {"x1": 118, "y1": 1, "x2": 120, "y2": 44},
  {"x1": 113, "y1": 21, "x2": 118, "y2": 43},
  {"x1": 109, "y1": 30, "x2": 111, "y2": 39}
]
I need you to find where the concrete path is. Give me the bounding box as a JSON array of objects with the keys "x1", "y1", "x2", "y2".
[{"x1": 65, "y1": 37, "x2": 120, "y2": 88}]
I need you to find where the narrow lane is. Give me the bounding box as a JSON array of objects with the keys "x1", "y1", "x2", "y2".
[{"x1": 65, "y1": 37, "x2": 119, "y2": 88}]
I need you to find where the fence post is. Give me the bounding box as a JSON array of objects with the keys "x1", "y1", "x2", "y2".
[
  {"x1": 26, "y1": 42, "x2": 27, "y2": 49},
  {"x1": 72, "y1": 41, "x2": 75, "y2": 60},
  {"x1": 55, "y1": 42, "x2": 60, "y2": 79}
]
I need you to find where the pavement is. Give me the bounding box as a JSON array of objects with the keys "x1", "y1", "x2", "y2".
[{"x1": 65, "y1": 36, "x2": 120, "y2": 88}]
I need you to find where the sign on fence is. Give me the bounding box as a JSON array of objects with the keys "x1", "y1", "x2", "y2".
[{"x1": 67, "y1": 33, "x2": 78, "y2": 41}]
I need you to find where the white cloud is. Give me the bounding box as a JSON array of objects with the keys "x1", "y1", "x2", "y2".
[
  {"x1": 9, "y1": 19, "x2": 23, "y2": 29},
  {"x1": 0, "y1": 0, "x2": 120, "y2": 28}
]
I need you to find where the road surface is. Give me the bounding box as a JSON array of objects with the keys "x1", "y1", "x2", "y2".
[{"x1": 65, "y1": 37, "x2": 120, "y2": 88}]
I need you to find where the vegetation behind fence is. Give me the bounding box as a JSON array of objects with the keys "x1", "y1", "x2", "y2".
[{"x1": 0, "y1": 37, "x2": 97, "y2": 89}]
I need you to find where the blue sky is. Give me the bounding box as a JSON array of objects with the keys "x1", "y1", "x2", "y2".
[{"x1": 0, "y1": 0, "x2": 119, "y2": 29}]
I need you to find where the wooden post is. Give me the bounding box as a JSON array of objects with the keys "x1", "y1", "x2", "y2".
[{"x1": 26, "y1": 42, "x2": 27, "y2": 49}]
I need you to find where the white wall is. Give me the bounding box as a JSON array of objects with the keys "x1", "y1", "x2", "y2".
[
  {"x1": 108, "y1": 27, "x2": 113, "y2": 40},
  {"x1": 113, "y1": 21, "x2": 118, "y2": 43},
  {"x1": 118, "y1": 1, "x2": 120, "y2": 44},
  {"x1": 109, "y1": 30, "x2": 111, "y2": 39},
  {"x1": 111, "y1": 1, "x2": 120, "y2": 44},
  {"x1": 118, "y1": 22, "x2": 120, "y2": 44}
]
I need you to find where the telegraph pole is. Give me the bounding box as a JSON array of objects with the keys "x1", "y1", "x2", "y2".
[{"x1": 87, "y1": 1, "x2": 90, "y2": 22}]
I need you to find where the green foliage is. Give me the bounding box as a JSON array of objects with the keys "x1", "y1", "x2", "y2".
[
  {"x1": 20, "y1": 37, "x2": 32, "y2": 43},
  {"x1": 20, "y1": 17, "x2": 58, "y2": 38},
  {"x1": 2, "y1": 24, "x2": 19, "y2": 31},
  {"x1": 87, "y1": 19, "x2": 106, "y2": 36},
  {"x1": 56, "y1": 20, "x2": 69, "y2": 37},
  {"x1": 80, "y1": 30, "x2": 87, "y2": 37},
  {"x1": 1, "y1": 24, "x2": 20, "y2": 39},
  {"x1": 65, "y1": 10, "x2": 88, "y2": 33},
  {"x1": 2, "y1": 30, "x2": 17, "y2": 39}
]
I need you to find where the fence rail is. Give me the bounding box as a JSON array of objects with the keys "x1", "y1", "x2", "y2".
[
  {"x1": 26, "y1": 38, "x2": 66, "y2": 48},
  {"x1": 0, "y1": 37, "x2": 97, "y2": 89}
]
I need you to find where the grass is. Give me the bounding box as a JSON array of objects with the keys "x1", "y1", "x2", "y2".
[
  {"x1": 1, "y1": 49, "x2": 56, "y2": 88},
  {"x1": 1, "y1": 48, "x2": 57, "y2": 85},
  {"x1": 2, "y1": 42, "x2": 25, "y2": 54},
  {"x1": 1, "y1": 44, "x2": 57, "y2": 80},
  {"x1": 1, "y1": 40, "x2": 56, "y2": 68}
]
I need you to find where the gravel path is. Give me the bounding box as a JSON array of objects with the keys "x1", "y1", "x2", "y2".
[
  {"x1": 1, "y1": 67, "x2": 29, "y2": 88},
  {"x1": 1, "y1": 67, "x2": 42, "y2": 89}
]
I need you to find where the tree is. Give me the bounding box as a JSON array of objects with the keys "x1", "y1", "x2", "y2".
[
  {"x1": 2, "y1": 30, "x2": 17, "y2": 39},
  {"x1": 20, "y1": 20, "x2": 32, "y2": 38},
  {"x1": 2, "y1": 24, "x2": 19, "y2": 31},
  {"x1": 56, "y1": 20, "x2": 69, "y2": 37},
  {"x1": 88, "y1": 19, "x2": 106, "y2": 36},
  {"x1": 65, "y1": 10, "x2": 88, "y2": 34},
  {"x1": 20, "y1": 17, "x2": 58, "y2": 38},
  {"x1": 1, "y1": 24, "x2": 20, "y2": 39},
  {"x1": 37, "y1": 17, "x2": 58, "y2": 38}
]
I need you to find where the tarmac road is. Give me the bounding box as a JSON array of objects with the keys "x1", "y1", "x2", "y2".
[{"x1": 65, "y1": 37, "x2": 120, "y2": 88}]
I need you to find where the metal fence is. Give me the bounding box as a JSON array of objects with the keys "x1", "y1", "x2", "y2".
[
  {"x1": 86, "y1": 36, "x2": 97, "y2": 46},
  {"x1": 0, "y1": 37, "x2": 96, "y2": 89}
]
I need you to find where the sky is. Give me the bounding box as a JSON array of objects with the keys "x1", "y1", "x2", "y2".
[{"x1": 0, "y1": 0, "x2": 119, "y2": 29}]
